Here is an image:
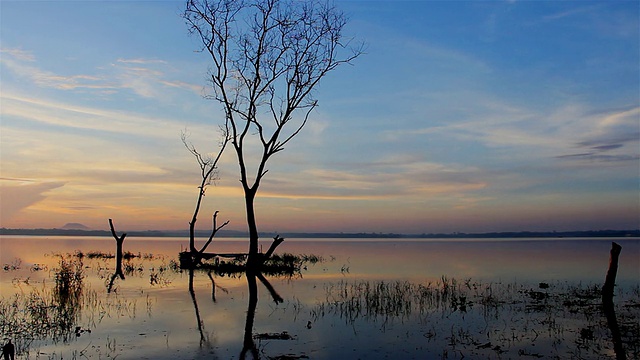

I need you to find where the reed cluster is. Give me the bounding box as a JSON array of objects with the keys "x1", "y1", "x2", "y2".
[{"x1": 0, "y1": 256, "x2": 88, "y2": 354}]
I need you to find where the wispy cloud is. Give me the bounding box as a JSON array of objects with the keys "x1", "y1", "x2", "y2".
[
  {"x1": 1, "y1": 47, "x2": 36, "y2": 61},
  {"x1": 111, "y1": 60, "x2": 172, "y2": 98},
  {"x1": 256, "y1": 155, "x2": 488, "y2": 203},
  {"x1": 1, "y1": 52, "x2": 116, "y2": 91},
  {"x1": 406, "y1": 38, "x2": 491, "y2": 73},
  {"x1": 541, "y1": 4, "x2": 601, "y2": 22},
  {"x1": 116, "y1": 58, "x2": 167, "y2": 65},
  {"x1": 1, "y1": 47, "x2": 202, "y2": 98},
  {"x1": 538, "y1": 3, "x2": 638, "y2": 38},
  {"x1": 383, "y1": 97, "x2": 639, "y2": 166},
  {"x1": 556, "y1": 106, "x2": 640, "y2": 163},
  {"x1": 0, "y1": 180, "x2": 66, "y2": 224},
  {"x1": 1, "y1": 93, "x2": 208, "y2": 139},
  {"x1": 160, "y1": 79, "x2": 204, "y2": 94}
]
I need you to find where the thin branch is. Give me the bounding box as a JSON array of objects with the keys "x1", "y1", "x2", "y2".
[
  {"x1": 182, "y1": 127, "x2": 230, "y2": 253},
  {"x1": 199, "y1": 211, "x2": 231, "y2": 254},
  {"x1": 109, "y1": 218, "x2": 127, "y2": 242}
]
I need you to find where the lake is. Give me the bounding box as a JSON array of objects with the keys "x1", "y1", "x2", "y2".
[{"x1": 1, "y1": 236, "x2": 638, "y2": 359}]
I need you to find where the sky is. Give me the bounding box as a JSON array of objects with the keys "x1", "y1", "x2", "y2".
[{"x1": 1, "y1": 0, "x2": 638, "y2": 234}]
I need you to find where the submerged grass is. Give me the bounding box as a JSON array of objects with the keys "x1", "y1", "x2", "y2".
[
  {"x1": 3, "y1": 248, "x2": 638, "y2": 359},
  {"x1": 310, "y1": 278, "x2": 640, "y2": 359},
  {"x1": 0, "y1": 255, "x2": 88, "y2": 354},
  {"x1": 2, "y1": 249, "x2": 324, "y2": 357},
  {"x1": 73, "y1": 250, "x2": 160, "y2": 260},
  {"x1": 0, "y1": 254, "x2": 147, "y2": 358}
]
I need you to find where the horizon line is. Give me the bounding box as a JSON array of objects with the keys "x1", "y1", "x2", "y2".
[{"x1": 1, "y1": 227, "x2": 638, "y2": 239}]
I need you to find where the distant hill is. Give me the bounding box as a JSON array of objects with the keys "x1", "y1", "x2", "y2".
[{"x1": 60, "y1": 223, "x2": 90, "y2": 230}]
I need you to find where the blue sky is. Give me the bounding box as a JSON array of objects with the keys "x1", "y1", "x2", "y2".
[{"x1": 1, "y1": 0, "x2": 638, "y2": 234}]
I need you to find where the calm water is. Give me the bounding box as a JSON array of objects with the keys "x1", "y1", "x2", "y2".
[{"x1": 1, "y1": 236, "x2": 639, "y2": 359}]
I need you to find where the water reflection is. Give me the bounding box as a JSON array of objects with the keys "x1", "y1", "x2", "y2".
[
  {"x1": 187, "y1": 266, "x2": 287, "y2": 359},
  {"x1": 1, "y1": 237, "x2": 639, "y2": 359},
  {"x1": 107, "y1": 272, "x2": 125, "y2": 293},
  {"x1": 240, "y1": 271, "x2": 259, "y2": 360},
  {"x1": 188, "y1": 269, "x2": 210, "y2": 348}
]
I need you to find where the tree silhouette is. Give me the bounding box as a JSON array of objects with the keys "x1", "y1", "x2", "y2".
[
  {"x1": 183, "y1": 0, "x2": 363, "y2": 266},
  {"x1": 182, "y1": 131, "x2": 230, "y2": 255}
]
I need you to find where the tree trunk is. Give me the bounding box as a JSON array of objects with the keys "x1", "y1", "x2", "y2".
[
  {"x1": 245, "y1": 189, "x2": 260, "y2": 267},
  {"x1": 189, "y1": 218, "x2": 197, "y2": 253},
  {"x1": 115, "y1": 237, "x2": 124, "y2": 278}
]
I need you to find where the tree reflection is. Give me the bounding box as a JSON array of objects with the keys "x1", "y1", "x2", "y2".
[
  {"x1": 240, "y1": 271, "x2": 260, "y2": 359},
  {"x1": 240, "y1": 270, "x2": 283, "y2": 359},
  {"x1": 188, "y1": 267, "x2": 284, "y2": 359},
  {"x1": 188, "y1": 268, "x2": 210, "y2": 347},
  {"x1": 106, "y1": 272, "x2": 124, "y2": 293}
]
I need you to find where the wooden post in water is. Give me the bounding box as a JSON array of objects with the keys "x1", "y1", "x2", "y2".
[
  {"x1": 602, "y1": 241, "x2": 625, "y2": 360},
  {"x1": 602, "y1": 242, "x2": 622, "y2": 303}
]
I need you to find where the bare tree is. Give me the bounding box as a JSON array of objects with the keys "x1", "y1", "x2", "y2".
[
  {"x1": 182, "y1": 129, "x2": 230, "y2": 255},
  {"x1": 184, "y1": 0, "x2": 363, "y2": 266}
]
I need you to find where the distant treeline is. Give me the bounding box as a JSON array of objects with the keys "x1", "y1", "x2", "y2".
[{"x1": 0, "y1": 228, "x2": 638, "y2": 239}]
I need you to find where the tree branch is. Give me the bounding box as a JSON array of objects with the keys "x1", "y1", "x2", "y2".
[{"x1": 199, "y1": 211, "x2": 231, "y2": 254}]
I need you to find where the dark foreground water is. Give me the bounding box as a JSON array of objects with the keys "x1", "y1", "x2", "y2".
[{"x1": 1, "y1": 236, "x2": 638, "y2": 359}]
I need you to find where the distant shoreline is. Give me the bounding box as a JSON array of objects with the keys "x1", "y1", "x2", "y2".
[{"x1": 1, "y1": 228, "x2": 638, "y2": 239}]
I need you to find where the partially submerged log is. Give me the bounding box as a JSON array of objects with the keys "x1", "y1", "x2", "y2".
[{"x1": 179, "y1": 235, "x2": 286, "y2": 271}]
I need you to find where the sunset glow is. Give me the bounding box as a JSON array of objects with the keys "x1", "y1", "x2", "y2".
[{"x1": 1, "y1": 1, "x2": 638, "y2": 234}]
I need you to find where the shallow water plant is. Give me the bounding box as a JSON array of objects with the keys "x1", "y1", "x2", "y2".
[
  {"x1": 185, "y1": 252, "x2": 325, "y2": 278},
  {"x1": 54, "y1": 256, "x2": 84, "y2": 306},
  {"x1": 311, "y1": 278, "x2": 640, "y2": 359},
  {"x1": 0, "y1": 256, "x2": 89, "y2": 355}
]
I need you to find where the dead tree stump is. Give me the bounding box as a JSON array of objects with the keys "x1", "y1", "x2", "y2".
[{"x1": 109, "y1": 219, "x2": 127, "y2": 279}]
